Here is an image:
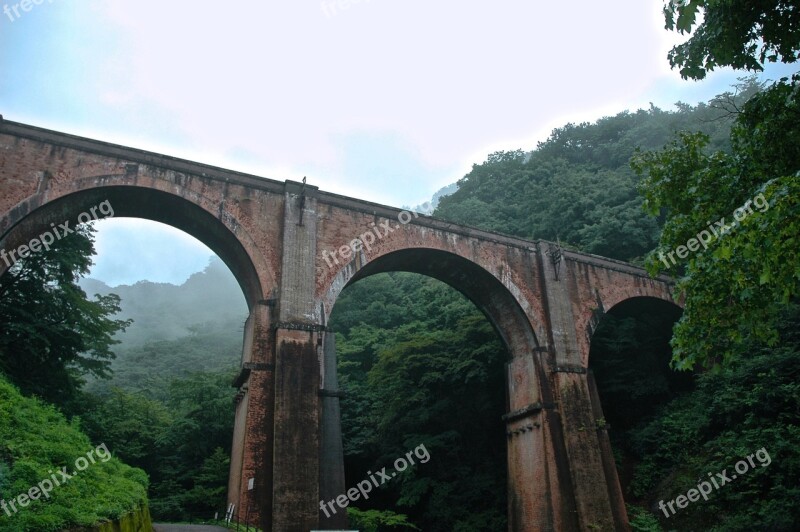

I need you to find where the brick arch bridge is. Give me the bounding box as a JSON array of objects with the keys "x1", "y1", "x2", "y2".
[{"x1": 0, "y1": 118, "x2": 680, "y2": 531}]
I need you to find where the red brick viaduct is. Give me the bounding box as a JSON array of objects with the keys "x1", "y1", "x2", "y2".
[{"x1": 0, "y1": 118, "x2": 680, "y2": 531}]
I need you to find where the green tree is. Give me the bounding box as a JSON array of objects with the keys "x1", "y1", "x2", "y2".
[
  {"x1": 179, "y1": 447, "x2": 230, "y2": 516},
  {"x1": 664, "y1": 0, "x2": 800, "y2": 79},
  {"x1": 0, "y1": 224, "x2": 130, "y2": 408},
  {"x1": 79, "y1": 388, "x2": 172, "y2": 476},
  {"x1": 632, "y1": 79, "x2": 800, "y2": 369},
  {"x1": 148, "y1": 371, "x2": 236, "y2": 520},
  {"x1": 79, "y1": 370, "x2": 236, "y2": 521},
  {"x1": 348, "y1": 508, "x2": 420, "y2": 531}
]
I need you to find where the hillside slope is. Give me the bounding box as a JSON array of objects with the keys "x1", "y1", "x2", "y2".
[
  {"x1": 435, "y1": 84, "x2": 759, "y2": 262},
  {"x1": 81, "y1": 257, "x2": 248, "y2": 393}
]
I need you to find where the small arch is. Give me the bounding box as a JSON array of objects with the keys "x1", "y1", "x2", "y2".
[
  {"x1": 588, "y1": 296, "x2": 693, "y2": 506},
  {"x1": 588, "y1": 296, "x2": 684, "y2": 369},
  {"x1": 587, "y1": 289, "x2": 682, "y2": 348}
]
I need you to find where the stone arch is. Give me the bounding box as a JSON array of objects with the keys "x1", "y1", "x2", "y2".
[
  {"x1": 586, "y1": 295, "x2": 685, "y2": 366},
  {"x1": 586, "y1": 293, "x2": 683, "y2": 352},
  {"x1": 578, "y1": 282, "x2": 681, "y2": 366},
  {"x1": 606, "y1": 295, "x2": 683, "y2": 315},
  {"x1": 317, "y1": 247, "x2": 560, "y2": 530},
  {"x1": 584, "y1": 294, "x2": 687, "y2": 529},
  {"x1": 0, "y1": 183, "x2": 270, "y2": 309},
  {"x1": 602, "y1": 287, "x2": 682, "y2": 316},
  {"x1": 320, "y1": 247, "x2": 542, "y2": 356}
]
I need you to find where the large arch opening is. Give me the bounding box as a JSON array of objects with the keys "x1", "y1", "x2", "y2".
[
  {"x1": 325, "y1": 248, "x2": 542, "y2": 355},
  {"x1": 0, "y1": 187, "x2": 259, "y2": 524},
  {"x1": 588, "y1": 296, "x2": 694, "y2": 523},
  {"x1": 323, "y1": 248, "x2": 545, "y2": 530},
  {"x1": 0, "y1": 185, "x2": 267, "y2": 308}
]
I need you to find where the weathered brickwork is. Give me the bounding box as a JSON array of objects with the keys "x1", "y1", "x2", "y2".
[{"x1": 0, "y1": 118, "x2": 680, "y2": 531}]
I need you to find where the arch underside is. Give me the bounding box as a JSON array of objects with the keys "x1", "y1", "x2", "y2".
[
  {"x1": 330, "y1": 248, "x2": 541, "y2": 358},
  {"x1": 0, "y1": 185, "x2": 265, "y2": 309},
  {"x1": 589, "y1": 295, "x2": 683, "y2": 346}
]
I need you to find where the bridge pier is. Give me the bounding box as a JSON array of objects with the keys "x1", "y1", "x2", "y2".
[
  {"x1": 318, "y1": 331, "x2": 348, "y2": 528},
  {"x1": 228, "y1": 302, "x2": 276, "y2": 528},
  {"x1": 537, "y1": 242, "x2": 630, "y2": 532},
  {"x1": 505, "y1": 352, "x2": 563, "y2": 530},
  {"x1": 270, "y1": 181, "x2": 326, "y2": 530},
  {"x1": 271, "y1": 326, "x2": 322, "y2": 528}
]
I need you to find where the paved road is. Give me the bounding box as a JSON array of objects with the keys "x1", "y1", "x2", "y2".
[{"x1": 153, "y1": 525, "x2": 231, "y2": 532}]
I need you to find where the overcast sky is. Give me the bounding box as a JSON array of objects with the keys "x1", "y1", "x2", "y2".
[{"x1": 1, "y1": 1, "x2": 790, "y2": 286}]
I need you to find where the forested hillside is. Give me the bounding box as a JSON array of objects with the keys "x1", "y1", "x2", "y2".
[
  {"x1": 80, "y1": 258, "x2": 247, "y2": 394},
  {"x1": 435, "y1": 84, "x2": 757, "y2": 263},
  {"x1": 80, "y1": 257, "x2": 247, "y2": 351}
]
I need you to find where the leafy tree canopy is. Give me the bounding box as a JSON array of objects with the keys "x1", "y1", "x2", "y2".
[
  {"x1": 435, "y1": 87, "x2": 755, "y2": 263},
  {"x1": 0, "y1": 375, "x2": 148, "y2": 532},
  {"x1": 664, "y1": 0, "x2": 800, "y2": 79},
  {"x1": 0, "y1": 224, "x2": 130, "y2": 408},
  {"x1": 632, "y1": 77, "x2": 800, "y2": 369}
]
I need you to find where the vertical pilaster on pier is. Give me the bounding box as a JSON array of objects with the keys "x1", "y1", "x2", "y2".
[
  {"x1": 270, "y1": 179, "x2": 326, "y2": 531},
  {"x1": 319, "y1": 331, "x2": 347, "y2": 528}
]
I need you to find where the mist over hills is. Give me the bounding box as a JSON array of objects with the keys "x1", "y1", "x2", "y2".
[
  {"x1": 80, "y1": 257, "x2": 249, "y2": 393},
  {"x1": 81, "y1": 257, "x2": 248, "y2": 349}
]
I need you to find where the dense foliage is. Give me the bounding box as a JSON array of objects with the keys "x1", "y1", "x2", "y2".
[
  {"x1": 633, "y1": 76, "x2": 800, "y2": 369},
  {"x1": 332, "y1": 274, "x2": 508, "y2": 530},
  {"x1": 80, "y1": 371, "x2": 237, "y2": 520},
  {"x1": 626, "y1": 304, "x2": 800, "y2": 531},
  {"x1": 0, "y1": 375, "x2": 148, "y2": 531},
  {"x1": 0, "y1": 224, "x2": 130, "y2": 409}
]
